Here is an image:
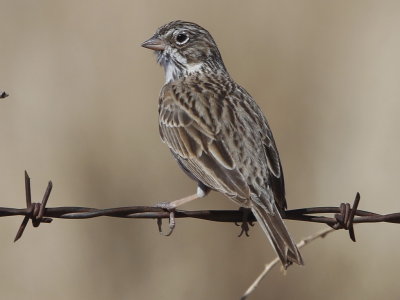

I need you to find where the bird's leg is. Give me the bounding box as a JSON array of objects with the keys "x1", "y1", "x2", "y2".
[
  {"x1": 156, "y1": 184, "x2": 210, "y2": 236},
  {"x1": 156, "y1": 183, "x2": 209, "y2": 210},
  {"x1": 236, "y1": 207, "x2": 254, "y2": 237},
  {"x1": 157, "y1": 193, "x2": 200, "y2": 210}
]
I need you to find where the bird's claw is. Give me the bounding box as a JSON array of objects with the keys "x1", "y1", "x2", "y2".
[
  {"x1": 236, "y1": 207, "x2": 254, "y2": 237},
  {"x1": 156, "y1": 202, "x2": 176, "y2": 236}
]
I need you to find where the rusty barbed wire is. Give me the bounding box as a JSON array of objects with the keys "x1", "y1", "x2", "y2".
[{"x1": 2, "y1": 171, "x2": 400, "y2": 242}]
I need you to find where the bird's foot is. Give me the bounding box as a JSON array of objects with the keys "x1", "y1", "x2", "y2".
[
  {"x1": 155, "y1": 202, "x2": 176, "y2": 236},
  {"x1": 154, "y1": 193, "x2": 199, "y2": 236},
  {"x1": 236, "y1": 207, "x2": 254, "y2": 237},
  {"x1": 155, "y1": 201, "x2": 177, "y2": 211}
]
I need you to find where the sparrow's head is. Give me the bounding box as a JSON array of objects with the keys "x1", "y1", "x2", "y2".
[{"x1": 142, "y1": 21, "x2": 227, "y2": 82}]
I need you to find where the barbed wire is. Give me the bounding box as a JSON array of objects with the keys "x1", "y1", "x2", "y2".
[{"x1": 2, "y1": 171, "x2": 400, "y2": 242}]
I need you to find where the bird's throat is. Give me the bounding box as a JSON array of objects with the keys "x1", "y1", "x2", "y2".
[{"x1": 163, "y1": 61, "x2": 204, "y2": 83}]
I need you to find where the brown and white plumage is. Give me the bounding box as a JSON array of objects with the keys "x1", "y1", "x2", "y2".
[{"x1": 142, "y1": 20, "x2": 303, "y2": 268}]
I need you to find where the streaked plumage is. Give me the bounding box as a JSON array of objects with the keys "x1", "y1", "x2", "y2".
[{"x1": 142, "y1": 20, "x2": 303, "y2": 268}]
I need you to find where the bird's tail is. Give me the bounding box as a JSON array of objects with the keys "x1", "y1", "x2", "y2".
[{"x1": 251, "y1": 202, "x2": 304, "y2": 268}]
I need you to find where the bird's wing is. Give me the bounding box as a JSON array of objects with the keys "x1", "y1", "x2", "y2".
[
  {"x1": 235, "y1": 86, "x2": 287, "y2": 210},
  {"x1": 263, "y1": 135, "x2": 286, "y2": 210},
  {"x1": 159, "y1": 83, "x2": 250, "y2": 199}
]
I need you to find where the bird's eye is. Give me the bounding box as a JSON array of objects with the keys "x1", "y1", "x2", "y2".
[{"x1": 176, "y1": 33, "x2": 189, "y2": 45}]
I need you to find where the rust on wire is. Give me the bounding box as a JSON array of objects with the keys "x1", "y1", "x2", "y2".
[{"x1": 3, "y1": 172, "x2": 400, "y2": 242}]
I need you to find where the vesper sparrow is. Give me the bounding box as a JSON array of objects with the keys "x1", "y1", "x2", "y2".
[{"x1": 142, "y1": 21, "x2": 303, "y2": 268}]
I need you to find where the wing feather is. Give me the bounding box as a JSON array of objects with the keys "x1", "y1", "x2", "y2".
[{"x1": 159, "y1": 84, "x2": 249, "y2": 199}]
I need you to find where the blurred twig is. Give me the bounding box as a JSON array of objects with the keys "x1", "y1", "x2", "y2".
[
  {"x1": 241, "y1": 227, "x2": 335, "y2": 300},
  {"x1": 0, "y1": 91, "x2": 9, "y2": 99},
  {"x1": 2, "y1": 172, "x2": 400, "y2": 243}
]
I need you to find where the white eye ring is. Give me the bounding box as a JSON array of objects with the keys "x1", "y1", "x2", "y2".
[{"x1": 175, "y1": 32, "x2": 189, "y2": 45}]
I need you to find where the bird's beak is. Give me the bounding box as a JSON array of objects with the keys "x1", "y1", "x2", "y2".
[{"x1": 141, "y1": 36, "x2": 166, "y2": 51}]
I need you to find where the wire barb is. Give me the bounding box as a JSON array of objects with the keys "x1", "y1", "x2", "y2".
[
  {"x1": 330, "y1": 193, "x2": 360, "y2": 241},
  {"x1": 14, "y1": 171, "x2": 53, "y2": 242}
]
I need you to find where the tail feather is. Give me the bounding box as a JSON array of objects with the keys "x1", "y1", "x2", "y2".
[{"x1": 251, "y1": 203, "x2": 304, "y2": 268}]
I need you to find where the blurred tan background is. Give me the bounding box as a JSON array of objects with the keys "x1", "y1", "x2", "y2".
[{"x1": 1, "y1": 0, "x2": 400, "y2": 299}]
